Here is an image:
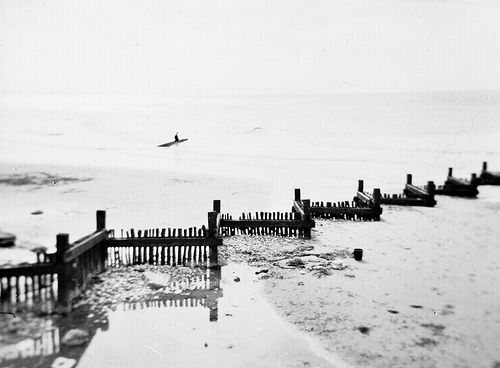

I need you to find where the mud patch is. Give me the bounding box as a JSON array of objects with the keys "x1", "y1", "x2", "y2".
[
  {"x1": 0, "y1": 172, "x2": 92, "y2": 188},
  {"x1": 415, "y1": 337, "x2": 438, "y2": 347},
  {"x1": 421, "y1": 323, "x2": 446, "y2": 336},
  {"x1": 357, "y1": 326, "x2": 371, "y2": 335}
]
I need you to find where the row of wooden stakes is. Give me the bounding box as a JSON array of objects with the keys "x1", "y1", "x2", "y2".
[
  {"x1": 107, "y1": 244, "x2": 209, "y2": 267},
  {"x1": 117, "y1": 226, "x2": 207, "y2": 239},
  {"x1": 220, "y1": 212, "x2": 301, "y2": 221}
]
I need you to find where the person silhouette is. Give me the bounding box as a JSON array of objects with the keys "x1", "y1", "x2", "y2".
[{"x1": 174, "y1": 133, "x2": 179, "y2": 142}]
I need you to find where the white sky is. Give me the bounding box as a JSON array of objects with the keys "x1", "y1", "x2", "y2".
[{"x1": 1, "y1": 0, "x2": 499, "y2": 97}]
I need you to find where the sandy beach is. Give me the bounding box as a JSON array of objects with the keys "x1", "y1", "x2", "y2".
[
  {"x1": 2, "y1": 0, "x2": 500, "y2": 365},
  {"x1": 0, "y1": 89, "x2": 499, "y2": 368},
  {"x1": 260, "y1": 191, "x2": 500, "y2": 368},
  {"x1": 1, "y1": 154, "x2": 500, "y2": 367}
]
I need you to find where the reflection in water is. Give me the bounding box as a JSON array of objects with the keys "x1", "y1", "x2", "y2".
[
  {"x1": 0, "y1": 266, "x2": 222, "y2": 367},
  {"x1": 76, "y1": 264, "x2": 340, "y2": 368},
  {"x1": 0, "y1": 273, "x2": 58, "y2": 315},
  {"x1": 118, "y1": 267, "x2": 222, "y2": 322},
  {"x1": 0, "y1": 328, "x2": 60, "y2": 365},
  {"x1": 1, "y1": 265, "x2": 340, "y2": 368}
]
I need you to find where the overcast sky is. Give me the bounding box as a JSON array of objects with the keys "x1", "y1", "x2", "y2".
[{"x1": 1, "y1": 0, "x2": 499, "y2": 97}]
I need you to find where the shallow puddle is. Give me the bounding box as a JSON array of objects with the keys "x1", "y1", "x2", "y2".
[
  {"x1": 76, "y1": 263, "x2": 339, "y2": 368},
  {"x1": 1, "y1": 263, "x2": 342, "y2": 367}
]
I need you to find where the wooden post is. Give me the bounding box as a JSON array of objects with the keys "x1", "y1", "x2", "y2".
[
  {"x1": 294, "y1": 189, "x2": 301, "y2": 201},
  {"x1": 406, "y1": 174, "x2": 412, "y2": 185},
  {"x1": 96, "y1": 210, "x2": 106, "y2": 231},
  {"x1": 448, "y1": 168, "x2": 453, "y2": 178},
  {"x1": 358, "y1": 180, "x2": 364, "y2": 192},
  {"x1": 471, "y1": 173, "x2": 480, "y2": 188},
  {"x1": 56, "y1": 234, "x2": 73, "y2": 315},
  {"x1": 208, "y1": 212, "x2": 217, "y2": 238},
  {"x1": 213, "y1": 200, "x2": 221, "y2": 213},
  {"x1": 302, "y1": 199, "x2": 312, "y2": 239},
  {"x1": 483, "y1": 161, "x2": 487, "y2": 172},
  {"x1": 373, "y1": 189, "x2": 381, "y2": 221},
  {"x1": 96, "y1": 211, "x2": 108, "y2": 271},
  {"x1": 373, "y1": 189, "x2": 381, "y2": 208},
  {"x1": 302, "y1": 199, "x2": 311, "y2": 221},
  {"x1": 427, "y1": 181, "x2": 435, "y2": 196}
]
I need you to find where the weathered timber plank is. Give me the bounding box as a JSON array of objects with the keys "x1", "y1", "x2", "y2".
[
  {"x1": 447, "y1": 176, "x2": 473, "y2": 187},
  {"x1": 405, "y1": 184, "x2": 429, "y2": 197},
  {"x1": 0, "y1": 264, "x2": 60, "y2": 278},
  {"x1": 310, "y1": 207, "x2": 381, "y2": 215},
  {"x1": 435, "y1": 184, "x2": 478, "y2": 197},
  {"x1": 356, "y1": 191, "x2": 372, "y2": 204},
  {"x1": 220, "y1": 219, "x2": 315, "y2": 228},
  {"x1": 104, "y1": 238, "x2": 222, "y2": 247},
  {"x1": 480, "y1": 171, "x2": 500, "y2": 185},
  {"x1": 293, "y1": 201, "x2": 305, "y2": 216},
  {"x1": 63, "y1": 230, "x2": 109, "y2": 262},
  {"x1": 380, "y1": 197, "x2": 430, "y2": 206}
]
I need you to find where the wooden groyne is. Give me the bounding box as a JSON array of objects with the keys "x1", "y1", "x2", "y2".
[
  {"x1": 104, "y1": 222, "x2": 221, "y2": 269},
  {"x1": 215, "y1": 200, "x2": 315, "y2": 238},
  {"x1": 294, "y1": 183, "x2": 382, "y2": 221},
  {"x1": 380, "y1": 175, "x2": 436, "y2": 207},
  {"x1": 1, "y1": 211, "x2": 222, "y2": 314},
  {"x1": 435, "y1": 168, "x2": 479, "y2": 197},
  {"x1": 480, "y1": 162, "x2": 500, "y2": 185}
]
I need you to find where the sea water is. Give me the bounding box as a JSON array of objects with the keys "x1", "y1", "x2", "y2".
[{"x1": 0, "y1": 90, "x2": 498, "y2": 255}]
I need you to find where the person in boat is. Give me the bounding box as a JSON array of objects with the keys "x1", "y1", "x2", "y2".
[{"x1": 174, "y1": 133, "x2": 179, "y2": 142}]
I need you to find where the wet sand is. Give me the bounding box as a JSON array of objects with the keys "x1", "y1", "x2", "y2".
[
  {"x1": 76, "y1": 264, "x2": 342, "y2": 368},
  {"x1": 1, "y1": 161, "x2": 500, "y2": 367},
  {"x1": 259, "y1": 189, "x2": 500, "y2": 368}
]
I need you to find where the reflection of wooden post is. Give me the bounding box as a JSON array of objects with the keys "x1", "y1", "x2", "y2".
[
  {"x1": 406, "y1": 174, "x2": 412, "y2": 185},
  {"x1": 209, "y1": 267, "x2": 221, "y2": 289},
  {"x1": 358, "y1": 180, "x2": 364, "y2": 192},
  {"x1": 294, "y1": 189, "x2": 301, "y2": 201},
  {"x1": 208, "y1": 267, "x2": 221, "y2": 321},
  {"x1": 209, "y1": 245, "x2": 218, "y2": 269},
  {"x1": 56, "y1": 234, "x2": 72, "y2": 315},
  {"x1": 209, "y1": 301, "x2": 219, "y2": 322}
]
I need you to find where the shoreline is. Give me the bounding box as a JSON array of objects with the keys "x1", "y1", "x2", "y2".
[
  {"x1": 257, "y1": 198, "x2": 500, "y2": 368},
  {"x1": 1, "y1": 158, "x2": 500, "y2": 367}
]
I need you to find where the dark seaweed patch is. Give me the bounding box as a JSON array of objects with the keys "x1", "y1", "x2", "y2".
[{"x1": 0, "y1": 172, "x2": 92, "y2": 187}]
